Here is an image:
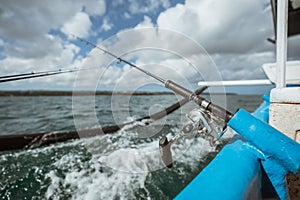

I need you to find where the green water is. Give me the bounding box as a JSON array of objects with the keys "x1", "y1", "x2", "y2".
[{"x1": 0, "y1": 94, "x2": 263, "y2": 199}]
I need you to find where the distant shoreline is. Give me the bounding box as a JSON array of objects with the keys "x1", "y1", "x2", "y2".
[
  {"x1": 0, "y1": 90, "x2": 174, "y2": 96},
  {"x1": 0, "y1": 90, "x2": 237, "y2": 96}
]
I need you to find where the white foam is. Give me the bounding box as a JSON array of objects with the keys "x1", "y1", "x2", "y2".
[
  {"x1": 98, "y1": 140, "x2": 161, "y2": 173},
  {"x1": 45, "y1": 152, "x2": 149, "y2": 200},
  {"x1": 0, "y1": 122, "x2": 218, "y2": 199},
  {"x1": 45, "y1": 170, "x2": 63, "y2": 200},
  {"x1": 42, "y1": 127, "x2": 217, "y2": 199}
]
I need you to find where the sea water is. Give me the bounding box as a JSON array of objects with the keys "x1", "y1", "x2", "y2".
[{"x1": 0, "y1": 94, "x2": 262, "y2": 199}]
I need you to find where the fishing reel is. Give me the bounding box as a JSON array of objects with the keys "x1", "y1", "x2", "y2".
[{"x1": 159, "y1": 108, "x2": 226, "y2": 168}]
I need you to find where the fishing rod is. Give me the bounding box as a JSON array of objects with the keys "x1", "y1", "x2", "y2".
[
  {"x1": 75, "y1": 35, "x2": 233, "y2": 123},
  {"x1": 76, "y1": 36, "x2": 234, "y2": 167},
  {"x1": 0, "y1": 66, "x2": 83, "y2": 79},
  {"x1": 1, "y1": 71, "x2": 39, "y2": 79},
  {"x1": 0, "y1": 67, "x2": 93, "y2": 83},
  {"x1": 75, "y1": 36, "x2": 300, "y2": 176}
]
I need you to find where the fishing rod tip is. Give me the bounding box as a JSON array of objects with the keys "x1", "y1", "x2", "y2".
[{"x1": 70, "y1": 34, "x2": 82, "y2": 42}]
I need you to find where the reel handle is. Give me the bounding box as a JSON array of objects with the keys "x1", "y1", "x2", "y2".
[{"x1": 159, "y1": 136, "x2": 173, "y2": 168}]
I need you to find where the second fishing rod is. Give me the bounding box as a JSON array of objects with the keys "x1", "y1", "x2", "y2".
[{"x1": 75, "y1": 36, "x2": 233, "y2": 125}]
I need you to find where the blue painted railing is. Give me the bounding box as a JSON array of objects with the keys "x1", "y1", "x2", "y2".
[{"x1": 175, "y1": 94, "x2": 300, "y2": 199}]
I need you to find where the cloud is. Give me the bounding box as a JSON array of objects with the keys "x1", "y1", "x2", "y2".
[
  {"x1": 0, "y1": 1, "x2": 82, "y2": 41},
  {"x1": 1, "y1": 35, "x2": 80, "y2": 83},
  {"x1": 134, "y1": 16, "x2": 154, "y2": 29},
  {"x1": 85, "y1": 0, "x2": 106, "y2": 16},
  {"x1": 0, "y1": 0, "x2": 105, "y2": 55},
  {"x1": 153, "y1": 0, "x2": 280, "y2": 81},
  {"x1": 100, "y1": 17, "x2": 114, "y2": 32},
  {"x1": 1, "y1": 0, "x2": 299, "y2": 92},
  {"x1": 75, "y1": 0, "x2": 280, "y2": 91},
  {"x1": 124, "y1": 12, "x2": 131, "y2": 19},
  {"x1": 0, "y1": 1, "x2": 106, "y2": 89},
  {"x1": 157, "y1": 0, "x2": 273, "y2": 54},
  {"x1": 4, "y1": 34, "x2": 62, "y2": 59},
  {"x1": 61, "y1": 12, "x2": 92, "y2": 38},
  {"x1": 128, "y1": 0, "x2": 170, "y2": 14},
  {"x1": 76, "y1": 20, "x2": 223, "y2": 91},
  {"x1": 213, "y1": 51, "x2": 275, "y2": 80}
]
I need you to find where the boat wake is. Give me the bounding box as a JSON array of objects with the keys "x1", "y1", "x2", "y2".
[{"x1": 0, "y1": 124, "x2": 219, "y2": 199}]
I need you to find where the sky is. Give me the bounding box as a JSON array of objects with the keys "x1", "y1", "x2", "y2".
[{"x1": 0, "y1": 0, "x2": 300, "y2": 94}]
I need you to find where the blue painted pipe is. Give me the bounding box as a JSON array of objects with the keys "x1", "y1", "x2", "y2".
[
  {"x1": 229, "y1": 109, "x2": 300, "y2": 173},
  {"x1": 175, "y1": 139, "x2": 262, "y2": 200},
  {"x1": 228, "y1": 109, "x2": 300, "y2": 199},
  {"x1": 175, "y1": 95, "x2": 300, "y2": 199}
]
